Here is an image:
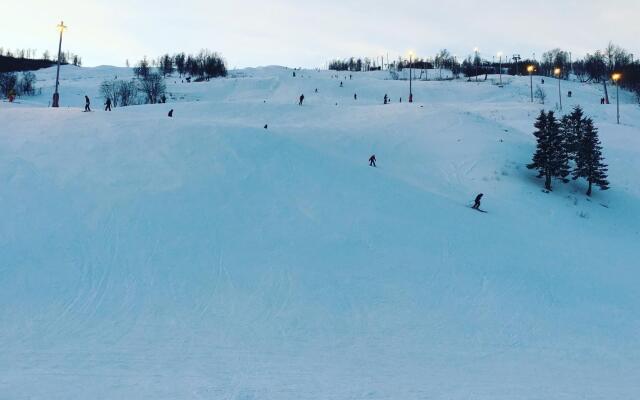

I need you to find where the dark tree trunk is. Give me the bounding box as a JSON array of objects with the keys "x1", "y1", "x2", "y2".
[
  {"x1": 587, "y1": 180, "x2": 592, "y2": 196},
  {"x1": 545, "y1": 173, "x2": 552, "y2": 191}
]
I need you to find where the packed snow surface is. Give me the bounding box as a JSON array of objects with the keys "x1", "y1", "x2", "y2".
[{"x1": 1, "y1": 65, "x2": 640, "y2": 399}]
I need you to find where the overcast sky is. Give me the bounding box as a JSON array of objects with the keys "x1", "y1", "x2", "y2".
[{"x1": 3, "y1": 0, "x2": 639, "y2": 68}]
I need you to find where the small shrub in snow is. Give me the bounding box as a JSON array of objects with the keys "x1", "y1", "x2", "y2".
[{"x1": 534, "y1": 86, "x2": 546, "y2": 104}]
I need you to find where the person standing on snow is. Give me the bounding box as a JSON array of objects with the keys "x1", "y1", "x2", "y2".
[
  {"x1": 84, "y1": 95, "x2": 91, "y2": 112},
  {"x1": 472, "y1": 193, "x2": 483, "y2": 210},
  {"x1": 369, "y1": 154, "x2": 377, "y2": 167},
  {"x1": 104, "y1": 98, "x2": 112, "y2": 111},
  {"x1": 384, "y1": 94, "x2": 388, "y2": 104},
  {"x1": 299, "y1": 94, "x2": 305, "y2": 106},
  {"x1": 354, "y1": 93, "x2": 357, "y2": 100}
]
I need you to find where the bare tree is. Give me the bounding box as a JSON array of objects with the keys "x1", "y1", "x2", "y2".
[
  {"x1": 100, "y1": 80, "x2": 119, "y2": 107},
  {"x1": 139, "y1": 72, "x2": 166, "y2": 104},
  {"x1": 117, "y1": 80, "x2": 138, "y2": 106}
]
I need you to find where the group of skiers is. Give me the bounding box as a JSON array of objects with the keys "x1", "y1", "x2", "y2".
[{"x1": 84, "y1": 95, "x2": 111, "y2": 112}]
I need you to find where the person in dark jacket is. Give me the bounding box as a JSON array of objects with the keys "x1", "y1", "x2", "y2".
[
  {"x1": 104, "y1": 98, "x2": 112, "y2": 111},
  {"x1": 354, "y1": 93, "x2": 357, "y2": 100},
  {"x1": 84, "y1": 95, "x2": 91, "y2": 112},
  {"x1": 472, "y1": 193, "x2": 483, "y2": 209},
  {"x1": 168, "y1": 109, "x2": 174, "y2": 117},
  {"x1": 299, "y1": 94, "x2": 305, "y2": 105},
  {"x1": 384, "y1": 94, "x2": 388, "y2": 104},
  {"x1": 369, "y1": 154, "x2": 377, "y2": 167}
]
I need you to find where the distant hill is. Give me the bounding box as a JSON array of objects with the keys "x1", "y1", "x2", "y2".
[{"x1": 0, "y1": 55, "x2": 62, "y2": 73}]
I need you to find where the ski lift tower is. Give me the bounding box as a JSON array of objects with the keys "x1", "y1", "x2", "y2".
[{"x1": 512, "y1": 54, "x2": 521, "y2": 75}]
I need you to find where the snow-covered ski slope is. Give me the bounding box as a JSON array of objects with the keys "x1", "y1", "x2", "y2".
[{"x1": 1, "y1": 65, "x2": 639, "y2": 399}]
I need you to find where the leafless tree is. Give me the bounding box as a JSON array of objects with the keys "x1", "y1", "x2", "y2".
[{"x1": 138, "y1": 72, "x2": 166, "y2": 104}]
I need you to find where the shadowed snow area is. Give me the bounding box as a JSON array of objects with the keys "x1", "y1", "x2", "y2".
[{"x1": 1, "y1": 65, "x2": 639, "y2": 399}]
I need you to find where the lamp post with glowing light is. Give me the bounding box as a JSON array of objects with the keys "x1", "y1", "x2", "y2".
[
  {"x1": 497, "y1": 52, "x2": 503, "y2": 85},
  {"x1": 408, "y1": 51, "x2": 414, "y2": 103},
  {"x1": 612, "y1": 73, "x2": 621, "y2": 124},
  {"x1": 527, "y1": 65, "x2": 535, "y2": 102},
  {"x1": 52, "y1": 21, "x2": 67, "y2": 108},
  {"x1": 554, "y1": 67, "x2": 562, "y2": 111},
  {"x1": 474, "y1": 47, "x2": 479, "y2": 82}
]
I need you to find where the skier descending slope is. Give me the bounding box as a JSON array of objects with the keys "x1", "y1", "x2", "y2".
[
  {"x1": 299, "y1": 94, "x2": 305, "y2": 106},
  {"x1": 105, "y1": 98, "x2": 112, "y2": 111},
  {"x1": 369, "y1": 154, "x2": 377, "y2": 167},
  {"x1": 84, "y1": 95, "x2": 91, "y2": 112},
  {"x1": 471, "y1": 193, "x2": 485, "y2": 212}
]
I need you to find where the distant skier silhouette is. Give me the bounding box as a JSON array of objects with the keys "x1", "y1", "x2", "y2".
[
  {"x1": 354, "y1": 93, "x2": 357, "y2": 100},
  {"x1": 369, "y1": 154, "x2": 377, "y2": 167},
  {"x1": 340, "y1": 81, "x2": 343, "y2": 87},
  {"x1": 384, "y1": 94, "x2": 388, "y2": 104},
  {"x1": 168, "y1": 109, "x2": 174, "y2": 117},
  {"x1": 84, "y1": 95, "x2": 91, "y2": 112},
  {"x1": 104, "y1": 98, "x2": 112, "y2": 111},
  {"x1": 472, "y1": 193, "x2": 483, "y2": 210},
  {"x1": 299, "y1": 94, "x2": 305, "y2": 105}
]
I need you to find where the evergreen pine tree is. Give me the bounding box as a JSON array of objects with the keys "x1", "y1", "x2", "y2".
[
  {"x1": 560, "y1": 106, "x2": 585, "y2": 160},
  {"x1": 527, "y1": 110, "x2": 570, "y2": 191},
  {"x1": 572, "y1": 117, "x2": 609, "y2": 196}
]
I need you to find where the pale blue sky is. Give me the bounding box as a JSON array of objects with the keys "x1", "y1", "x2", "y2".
[{"x1": 3, "y1": 0, "x2": 639, "y2": 68}]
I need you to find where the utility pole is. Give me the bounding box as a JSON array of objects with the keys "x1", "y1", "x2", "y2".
[
  {"x1": 52, "y1": 21, "x2": 67, "y2": 108},
  {"x1": 474, "y1": 47, "x2": 479, "y2": 82},
  {"x1": 498, "y1": 52, "x2": 503, "y2": 85},
  {"x1": 569, "y1": 51, "x2": 573, "y2": 74}
]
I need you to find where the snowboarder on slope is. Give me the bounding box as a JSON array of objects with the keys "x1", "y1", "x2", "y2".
[
  {"x1": 472, "y1": 193, "x2": 483, "y2": 210},
  {"x1": 104, "y1": 98, "x2": 112, "y2": 111},
  {"x1": 84, "y1": 95, "x2": 91, "y2": 112},
  {"x1": 369, "y1": 154, "x2": 377, "y2": 167},
  {"x1": 299, "y1": 94, "x2": 305, "y2": 105}
]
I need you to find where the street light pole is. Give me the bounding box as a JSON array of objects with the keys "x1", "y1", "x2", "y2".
[
  {"x1": 52, "y1": 21, "x2": 67, "y2": 108},
  {"x1": 555, "y1": 67, "x2": 562, "y2": 111},
  {"x1": 612, "y1": 73, "x2": 621, "y2": 124},
  {"x1": 616, "y1": 81, "x2": 620, "y2": 124},
  {"x1": 409, "y1": 52, "x2": 413, "y2": 103},
  {"x1": 527, "y1": 65, "x2": 534, "y2": 102}
]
